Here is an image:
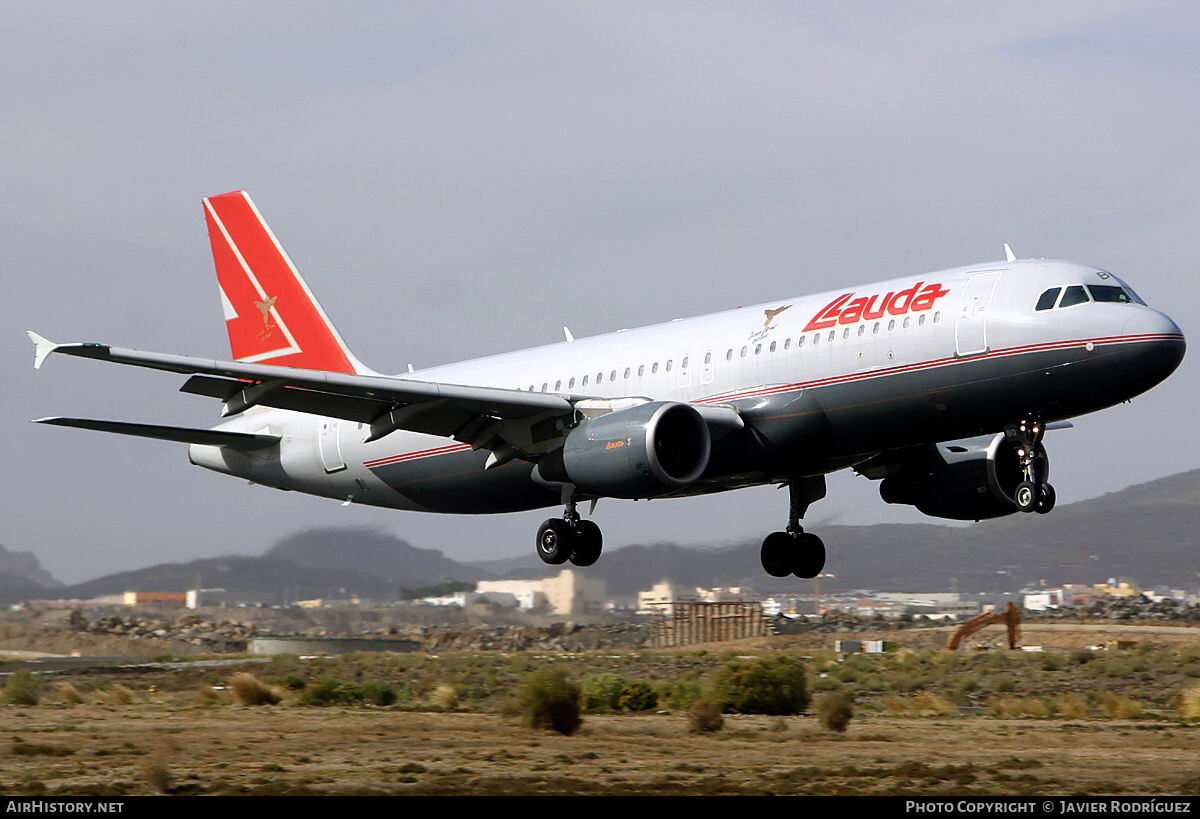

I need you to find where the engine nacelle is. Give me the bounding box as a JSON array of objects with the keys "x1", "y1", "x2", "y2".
[
  {"x1": 537, "y1": 401, "x2": 711, "y2": 498},
  {"x1": 878, "y1": 432, "x2": 1048, "y2": 521}
]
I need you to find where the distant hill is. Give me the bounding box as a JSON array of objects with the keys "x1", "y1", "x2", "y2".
[
  {"x1": 266, "y1": 527, "x2": 489, "y2": 583},
  {"x1": 7, "y1": 470, "x2": 1199, "y2": 605},
  {"x1": 0, "y1": 528, "x2": 488, "y2": 606},
  {"x1": 0, "y1": 542, "x2": 61, "y2": 590},
  {"x1": 471, "y1": 469, "x2": 1200, "y2": 597}
]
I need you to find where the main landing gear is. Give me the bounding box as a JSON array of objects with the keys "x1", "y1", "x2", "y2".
[
  {"x1": 1007, "y1": 419, "x2": 1055, "y2": 515},
  {"x1": 536, "y1": 490, "x2": 603, "y2": 567},
  {"x1": 761, "y1": 476, "x2": 827, "y2": 579}
]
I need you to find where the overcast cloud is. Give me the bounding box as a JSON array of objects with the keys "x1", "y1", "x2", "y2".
[{"x1": 3, "y1": 2, "x2": 1197, "y2": 584}]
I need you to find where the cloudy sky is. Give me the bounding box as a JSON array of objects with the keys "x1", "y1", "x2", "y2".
[{"x1": 4, "y1": 2, "x2": 1198, "y2": 585}]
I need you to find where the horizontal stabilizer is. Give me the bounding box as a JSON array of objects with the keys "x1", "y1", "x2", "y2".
[{"x1": 32, "y1": 417, "x2": 280, "y2": 451}]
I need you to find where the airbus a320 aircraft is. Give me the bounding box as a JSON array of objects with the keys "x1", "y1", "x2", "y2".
[{"x1": 28, "y1": 191, "x2": 1185, "y2": 579}]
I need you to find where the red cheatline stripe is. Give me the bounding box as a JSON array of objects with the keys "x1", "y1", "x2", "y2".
[
  {"x1": 361, "y1": 333, "x2": 1183, "y2": 465},
  {"x1": 364, "y1": 442, "x2": 472, "y2": 468},
  {"x1": 696, "y1": 333, "x2": 1183, "y2": 405}
]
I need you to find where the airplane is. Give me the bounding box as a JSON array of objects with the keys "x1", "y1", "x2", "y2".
[{"x1": 27, "y1": 191, "x2": 1186, "y2": 579}]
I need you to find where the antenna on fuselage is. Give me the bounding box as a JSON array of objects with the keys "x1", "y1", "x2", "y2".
[
  {"x1": 1004, "y1": 243, "x2": 1017, "y2": 263},
  {"x1": 564, "y1": 327, "x2": 574, "y2": 343}
]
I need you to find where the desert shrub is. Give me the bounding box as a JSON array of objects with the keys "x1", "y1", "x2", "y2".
[
  {"x1": 3, "y1": 669, "x2": 40, "y2": 706},
  {"x1": 988, "y1": 696, "x2": 1048, "y2": 717},
  {"x1": 1098, "y1": 692, "x2": 1143, "y2": 718},
  {"x1": 663, "y1": 673, "x2": 703, "y2": 710},
  {"x1": 1053, "y1": 693, "x2": 1091, "y2": 718},
  {"x1": 298, "y1": 677, "x2": 362, "y2": 707},
  {"x1": 1180, "y1": 681, "x2": 1200, "y2": 718},
  {"x1": 228, "y1": 673, "x2": 282, "y2": 706},
  {"x1": 815, "y1": 691, "x2": 854, "y2": 732},
  {"x1": 360, "y1": 679, "x2": 398, "y2": 706},
  {"x1": 687, "y1": 698, "x2": 724, "y2": 733},
  {"x1": 110, "y1": 684, "x2": 135, "y2": 705},
  {"x1": 195, "y1": 684, "x2": 223, "y2": 704},
  {"x1": 430, "y1": 683, "x2": 459, "y2": 710},
  {"x1": 886, "y1": 691, "x2": 956, "y2": 715},
  {"x1": 580, "y1": 673, "x2": 627, "y2": 712},
  {"x1": 618, "y1": 680, "x2": 658, "y2": 712},
  {"x1": 511, "y1": 668, "x2": 582, "y2": 735},
  {"x1": 54, "y1": 682, "x2": 83, "y2": 705},
  {"x1": 708, "y1": 654, "x2": 810, "y2": 715}
]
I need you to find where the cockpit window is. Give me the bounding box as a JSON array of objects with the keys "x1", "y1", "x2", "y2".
[
  {"x1": 1058, "y1": 285, "x2": 1090, "y2": 308},
  {"x1": 1122, "y1": 285, "x2": 1147, "y2": 305},
  {"x1": 1035, "y1": 288, "x2": 1061, "y2": 311},
  {"x1": 1087, "y1": 284, "x2": 1134, "y2": 304}
]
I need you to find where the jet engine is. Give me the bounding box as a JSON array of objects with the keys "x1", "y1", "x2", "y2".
[
  {"x1": 537, "y1": 401, "x2": 711, "y2": 498},
  {"x1": 878, "y1": 432, "x2": 1048, "y2": 521}
]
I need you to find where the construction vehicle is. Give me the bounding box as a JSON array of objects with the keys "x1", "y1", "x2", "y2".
[{"x1": 946, "y1": 602, "x2": 1021, "y2": 650}]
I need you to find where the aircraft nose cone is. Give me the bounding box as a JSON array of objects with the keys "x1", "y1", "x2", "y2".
[
  {"x1": 1120, "y1": 308, "x2": 1185, "y2": 388},
  {"x1": 1122, "y1": 307, "x2": 1184, "y2": 341}
]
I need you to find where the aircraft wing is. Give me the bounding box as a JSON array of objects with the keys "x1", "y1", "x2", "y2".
[{"x1": 28, "y1": 333, "x2": 572, "y2": 460}]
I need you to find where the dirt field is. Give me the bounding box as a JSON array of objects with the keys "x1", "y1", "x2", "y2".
[
  {"x1": 2, "y1": 704, "x2": 1199, "y2": 796},
  {"x1": 3, "y1": 621, "x2": 1200, "y2": 796}
]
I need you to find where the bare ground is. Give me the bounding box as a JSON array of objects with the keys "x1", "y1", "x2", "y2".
[{"x1": 3, "y1": 703, "x2": 1199, "y2": 796}]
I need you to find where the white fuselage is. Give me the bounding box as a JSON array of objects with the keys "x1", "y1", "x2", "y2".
[{"x1": 192, "y1": 258, "x2": 1184, "y2": 514}]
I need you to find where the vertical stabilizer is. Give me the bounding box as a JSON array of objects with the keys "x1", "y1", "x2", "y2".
[{"x1": 202, "y1": 191, "x2": 371, "y2": 374}]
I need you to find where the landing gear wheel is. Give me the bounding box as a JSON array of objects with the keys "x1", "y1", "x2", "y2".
[
  {"x1": 793, "y1": 532, "x2": 826, "y2": 579},
  {"x1": 569, "y1": 520, "x2": 603, "y2": 567},
  {"x1": 1014, "y1": 481, "x2": 1038, "y2": 513},
  {"x1": 760, "y1": 532, "x2": 795, "y2": 578},
  {"x1": 536, "y1": 519, "x2": 573, "y2": 565},
  {"x1": 1035, "y1": 482, "x2": 1056, "y2": 515}
]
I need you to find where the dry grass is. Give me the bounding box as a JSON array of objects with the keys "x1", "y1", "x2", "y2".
[
  {"x1": 0, "y1": 706, "x2": 1194, "y2": 796},
  {"x1": 988, "y1": 696, "x2": 1049, "y2": 717},
  {"x1": 1179, "y1": 681, "x2": 1200, "y2": 718},
  {"x1": 1053, "y1": 693, "x2": 1091, "y2": 718},
  {"x1": 431, "y1": 683, "x2": 460, "y2": 710},
  {"x1": 1098, "y1": 691, "x2": 1144, "y2": 719},
  {"x1": 228, "y1": 673, "x2": 283, "y2": 706},
  {"x1": 110, "y1": 684, "x2": 135, "y2": 705},
  {"x1": 53, "y1": 682, "x2": 83, "y2": 705},
  {"x1": 884, "y1": 691, "x2": 956, "y2": 715}
]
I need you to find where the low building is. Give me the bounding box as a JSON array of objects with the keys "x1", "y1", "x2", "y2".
[
  {"x1": 637, "y1": 580, "x2": 702, "y2": 614},
  {"x1": 122, "y1": 591, "x2": 187, "y2": 608},
  {"x1": 477, "y1": 569, "x2": 604, "y2": 616}
]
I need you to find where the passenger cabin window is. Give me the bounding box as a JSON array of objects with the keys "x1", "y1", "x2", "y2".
[
  {"x1": 1059, "y1": 285, "x2": 1090, "y2": 308},
  {"x1": 1036, "y1": 287, "x2": 1061, "y2": 311}
]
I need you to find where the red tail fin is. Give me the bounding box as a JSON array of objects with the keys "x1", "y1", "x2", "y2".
[{"x1": 202, "y1": 191, "x2": 366, "y2": 374}]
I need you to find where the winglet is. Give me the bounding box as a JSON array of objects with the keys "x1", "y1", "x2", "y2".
[
  {"x1": 27, "y1": 331, "x2": 58, "y2": 370},
  {"x1": 1004, "y1": 243, "x2": 1017, "y2": 263}
]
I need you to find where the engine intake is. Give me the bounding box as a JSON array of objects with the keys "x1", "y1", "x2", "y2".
[{"x1": 538, "y1": 401, "x2": 711, "y2": 498}]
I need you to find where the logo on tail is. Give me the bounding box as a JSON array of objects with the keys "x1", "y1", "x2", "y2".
[{"x1": 202, "y1": 191, "x2": 367, "y2": 375}]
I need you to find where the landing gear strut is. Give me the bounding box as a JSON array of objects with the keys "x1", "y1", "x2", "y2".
[
  {"x1": 1006, "y1": 420, "x2": 1055, "y2": 515},
  {"x1": 536, "y1": 489, "x2": 603, "y2": 567},
  {"x1": 761, "y1": 476, "x2": 827, "y2": 579}
]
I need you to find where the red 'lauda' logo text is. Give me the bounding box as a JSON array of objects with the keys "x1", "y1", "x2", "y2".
[{"x1": 802, "y1": 281, "x2": 951, "y2": 332}]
